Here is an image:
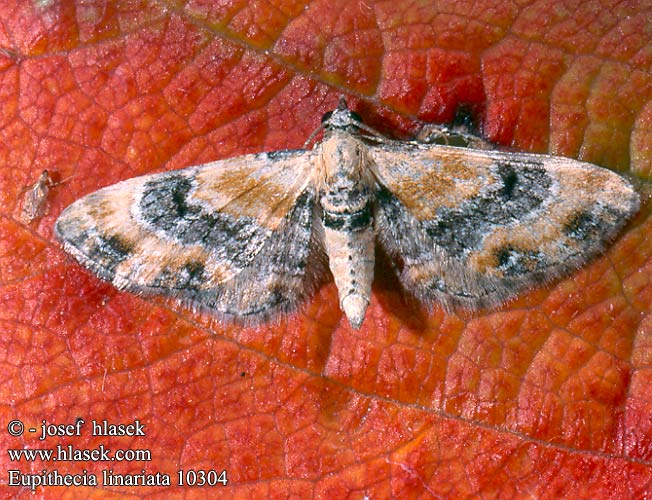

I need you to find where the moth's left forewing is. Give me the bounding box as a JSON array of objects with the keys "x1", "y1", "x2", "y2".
[
  {"x1": 55, "y1": 149, "x2": 317, "y2": 300},
  {"x1": 369, "y1": 142, "x2": 640, "y2": 309}
]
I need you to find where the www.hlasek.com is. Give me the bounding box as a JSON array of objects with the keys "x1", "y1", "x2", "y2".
[{"x1": 6, "y1": 418, "x2": 228, "y2": 490}]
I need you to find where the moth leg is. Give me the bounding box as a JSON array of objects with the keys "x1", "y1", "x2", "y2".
[{"x1": 415, "y1": 123, "x2": 494, "y2": 150}]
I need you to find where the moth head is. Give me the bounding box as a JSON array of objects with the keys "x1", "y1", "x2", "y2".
[
  {"x1": 303, "y1": 96, "x2": 377, "y2": 148},
  {"x1": 320, "y1": 97, "x2": 363, "y2": 132}
]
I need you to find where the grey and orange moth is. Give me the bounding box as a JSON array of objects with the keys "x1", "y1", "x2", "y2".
[{"x1": 55, "y1": 98, "x2": 640, "y2": 329}]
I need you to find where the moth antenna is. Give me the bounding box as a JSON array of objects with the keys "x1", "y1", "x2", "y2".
[
  {"x1": 354, "y1": 121, "x2": 391, "y2": 142},
  {"x1": 337, "y1": 96, "x2": 389, "y2": 140},
  {"x1": 303, "y1": 123, "x2": 325, "y2": 148}
]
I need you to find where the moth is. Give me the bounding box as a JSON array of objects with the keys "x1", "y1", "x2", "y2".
[{"x1": 55, "y1": 98, "x2": 640, "y2": 329}]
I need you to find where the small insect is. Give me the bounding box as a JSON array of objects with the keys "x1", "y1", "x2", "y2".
[
  {"x1": 20, "y1": 170, "x2": 63, "y2": 224},
  {"x1": 54, "y1": 98, "x2": 640, "y2": 329},
  {"x1": 416, "y1": 104, "x2": 492, "y2": 150}
]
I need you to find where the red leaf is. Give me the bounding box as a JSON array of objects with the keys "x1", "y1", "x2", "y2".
[{"x1": 1, "y1": 0, "x2": 651, "y2": 497}]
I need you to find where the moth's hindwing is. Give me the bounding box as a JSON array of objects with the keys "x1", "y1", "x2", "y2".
[
  {"x1": 370, "y1": 143, "x2": 640, "y2": 309},
  {"x1": 55, "y1": 149, "x2": 326, "y2": 320}
]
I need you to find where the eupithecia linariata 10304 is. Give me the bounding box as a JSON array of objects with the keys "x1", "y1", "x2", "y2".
[{"x1": 54, "y1": 97, "x2": 640, "y2": 329}]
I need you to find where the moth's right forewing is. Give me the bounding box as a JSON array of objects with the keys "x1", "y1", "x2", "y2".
[{"x1": 369, "y1": 142, "x2": 640, "y2": 309}]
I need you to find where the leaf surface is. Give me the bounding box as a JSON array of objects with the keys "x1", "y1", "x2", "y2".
[{"x1": 0, "y1": 0, "x2": 651, "y2": 498}]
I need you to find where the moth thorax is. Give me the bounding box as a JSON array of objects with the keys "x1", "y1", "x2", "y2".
[{"x1": 320, "y1": 131, "x2": 365, "y2": 181}]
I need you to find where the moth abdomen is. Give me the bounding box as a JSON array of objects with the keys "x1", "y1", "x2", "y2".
[{"x1": 322, "y1": 225, "x2": 375, "y2": 330}]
